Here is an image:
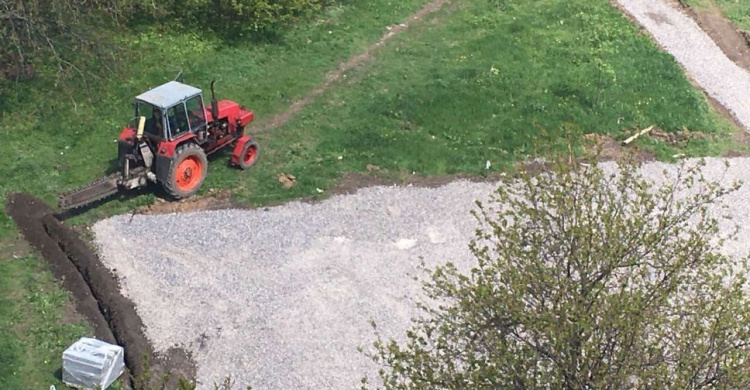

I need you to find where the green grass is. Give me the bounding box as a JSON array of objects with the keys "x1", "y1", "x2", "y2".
[
  {"x1": 0, "y1": 254, "x2": 90, "y2": 389},
  {"x1": 0, "y1": 0, "x2": 746, "y2": 387},
  {"x1": 713, "y1": 0, "x2": 750, "y2": 30},
  {"x1": 224, "y1": 0, "x2": 741, "y2": 204}
]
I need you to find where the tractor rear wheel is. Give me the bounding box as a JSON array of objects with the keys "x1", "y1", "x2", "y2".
[
  {"x1": 237, "y1": 140, "x2": 260, "y2": 170},
  {"x1": 164, "y1": 143, "x2": 208, "y2": 199}
]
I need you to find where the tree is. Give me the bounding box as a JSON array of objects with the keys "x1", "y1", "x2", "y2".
[
  {"x1": 366, "y1": 154, "x2": 750, "y2": 389},
  {"x1": 0, "y1": 0, "x2": 333, "y2": 82},
  {"x1": 0, "y1": 0, "x2": 126, "y2": 81}
]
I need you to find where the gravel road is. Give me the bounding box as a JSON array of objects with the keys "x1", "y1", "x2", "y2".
[
  {"x1": 616, "y1": 0, "x2": 750, "y2": 131},
  {"x1": 93, "y1": 157, "x2": 750, "y2": 389}
]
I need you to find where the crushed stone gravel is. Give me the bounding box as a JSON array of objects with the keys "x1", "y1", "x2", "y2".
[
  {"x1": 93, "y1": 157, "x2": 750, "y2": 389},
  {"x1": 616, "y1": 0, "x2": 750, "y2": 131}
]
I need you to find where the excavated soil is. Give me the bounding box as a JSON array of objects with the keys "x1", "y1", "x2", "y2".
[
  {"x1": 6, "y1": 194, "x2": 117, "y2": 343},
  {"x1": 142, "y1": 188, "x2": 237, "y2": 215},
  {"x1": 5, "y1": 193, "x2": 196, "y2": 387}
]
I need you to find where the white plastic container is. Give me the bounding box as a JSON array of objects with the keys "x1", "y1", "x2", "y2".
[{"x1": 62, "y1": 337, "x2": 125, "y2": 390}]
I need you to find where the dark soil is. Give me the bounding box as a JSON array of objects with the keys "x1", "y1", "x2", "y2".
[
  {"x1": 6, "y1": 193, "x2": 196, "y2": 388},
  {"x1": 322, "y1": 139, "x2": 656, "y2": 197},
  {"x1": 142, "y1": 188, "x2": 236, "y2": 215},
  {"x1": 138, "y1": 140, "x2": 660, "y2": 215},
  {"x1": 328, "y1": 170, "x2": 506, "y2": 196}
]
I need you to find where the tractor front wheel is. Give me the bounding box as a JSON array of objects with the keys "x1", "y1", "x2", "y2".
[
  {"x1": 237, "y1": 140, "x2": 260, "y2": 170},
  {"x1": 164, "y1": 143, "x2": 208, "y2": 199}
]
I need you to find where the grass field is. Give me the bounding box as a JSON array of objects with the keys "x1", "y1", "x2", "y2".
[
  {"x1": 0, "y1": 0, "x2": 432, "y2": 235},
  {"x1": 0, "y1": 0, "x2": 745, "y2": 387},
  {"x1": 717, "y1": 0, "x2": 750, "y2": 30},
  {"x1": 0, "y1": 255, "x2": 89, "y2": 389},
  {"x1": 223, "y1": 0, "x2": 741, "y2": 204}
]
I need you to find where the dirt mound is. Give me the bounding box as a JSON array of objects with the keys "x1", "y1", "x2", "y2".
[{"x1": 6, "y1": 193, "x2": 196, "y2": 387}]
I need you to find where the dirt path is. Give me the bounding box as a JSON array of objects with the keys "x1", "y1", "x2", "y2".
[
  {"x1": 680, "y1": 0, "x2": 750, "y2": 71},
  {"x1": 251, "y1": 0, "x2": 451, "y2": 132},
  {"x1": 616, "y1": 0, "x2": 750, "y2": 132}
]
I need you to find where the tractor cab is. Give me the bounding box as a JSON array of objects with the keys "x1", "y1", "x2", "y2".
[{"x1": 133, "y1": 81, "x2": 208, "y2": 142}]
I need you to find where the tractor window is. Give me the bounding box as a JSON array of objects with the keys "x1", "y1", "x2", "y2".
[
  {"x1": 136, "y1": 102, "x2": 164, "y2": 138},
  {"x1": 185, "y1": 95, "x2": 206, "y2": 131},
  {"x1": 167, "y1": 103, "x2": 190, "y2": 138}
]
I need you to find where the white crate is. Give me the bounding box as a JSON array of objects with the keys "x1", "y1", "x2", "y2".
[{"x1": 62, "y1": 337, "x2": 125, "y2": 390}]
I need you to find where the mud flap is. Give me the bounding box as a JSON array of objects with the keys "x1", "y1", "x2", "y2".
[{"x1": 154, "y1": 154, "x2": 173, "y2": 184}]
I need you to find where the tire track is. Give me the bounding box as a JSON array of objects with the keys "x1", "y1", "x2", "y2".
[{"x1": 251, "y1": 0, "x2": 452, "y2": 133}]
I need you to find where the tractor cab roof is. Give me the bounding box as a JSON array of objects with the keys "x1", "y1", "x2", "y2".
[{"x1": 135, "y1": 81, "x2": 202, "y2": 110}]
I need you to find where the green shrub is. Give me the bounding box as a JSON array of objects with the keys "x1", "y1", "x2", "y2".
[
  {"x1": 126, "y1": 0, "x2": 338, "y2": 38},
  {"x1": 366, "y1": 153, "x2": 750, "y2": 388}
]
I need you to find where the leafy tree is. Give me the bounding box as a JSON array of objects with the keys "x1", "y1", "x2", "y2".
[
  {"x1": 0, "y1": 0, "x2": 120, "y2": 80},
  {"x1": 366, "y1": 154, "x2": 750, "y2": 389}
]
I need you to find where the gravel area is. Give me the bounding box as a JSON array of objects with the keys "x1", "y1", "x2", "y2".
[
  {"x1": 93, "y1": 180, "x2": 496, "y2": 389},
  {"x1": 92, "y1": 157, "x2": 750, "y2": 389},
  {"x1": 616, "y1": 0, "x2": 750, "y2": 131}
]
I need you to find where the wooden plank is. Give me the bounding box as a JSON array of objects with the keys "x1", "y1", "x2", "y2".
[{"x1": 622, "y1": 125, "x2": 654, "y2": 146}]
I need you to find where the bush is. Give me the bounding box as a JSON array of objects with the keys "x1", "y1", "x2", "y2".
[
  {"x1": 0, "y1": 0, "x2": 123, "y2": 80},
  {"x1": 366, "y1": 152, "x2": 750, "y2": 388},
  {"x1": 137, "y1": 0, "x2": 337, "y2": 37},
  {"x1": 0, "y1": 0, "x2": 335, "y2": 82}
]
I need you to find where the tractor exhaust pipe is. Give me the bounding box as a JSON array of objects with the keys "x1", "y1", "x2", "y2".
[{"x1": 210, "y1": 80, "x2": 219, "y2": 120}]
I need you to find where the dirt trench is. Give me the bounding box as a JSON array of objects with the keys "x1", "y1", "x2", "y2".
[{"x1": 6, "y1": 193, "x2": 195, "y2": 388}]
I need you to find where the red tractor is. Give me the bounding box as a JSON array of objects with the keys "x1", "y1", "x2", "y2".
[{"x1": 58, "y1": 80, "x2": 259, "y2": 210}]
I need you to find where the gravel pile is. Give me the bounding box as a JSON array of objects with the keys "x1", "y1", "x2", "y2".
[
  {"x1": 93, "y1": 157, "x2": 750, "y2": 389},
  {"x1": 616, "y1": 0, "x2": 750, "y2": 131}
]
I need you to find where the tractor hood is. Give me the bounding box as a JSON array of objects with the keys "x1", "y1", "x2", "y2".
[{"x1": 204, "y1": 100, "x2": 254, "y2": 127}]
